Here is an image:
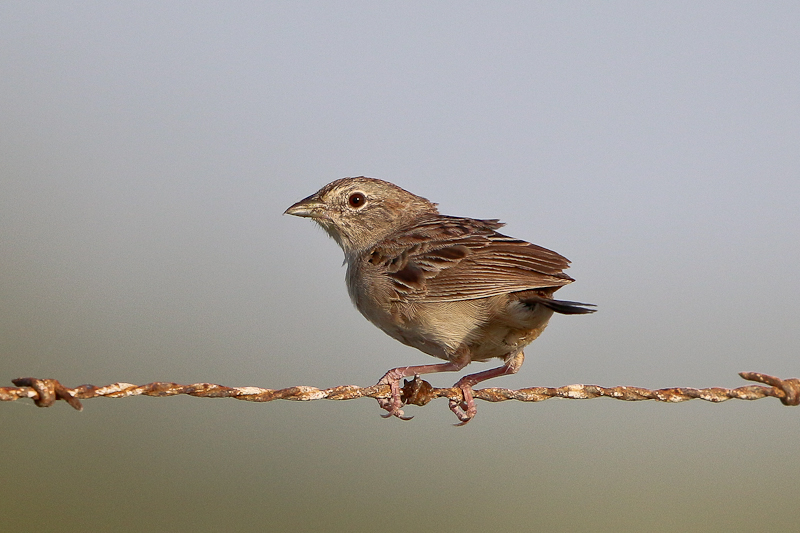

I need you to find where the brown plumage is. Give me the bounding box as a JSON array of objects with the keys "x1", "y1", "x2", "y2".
[{"x1": 285, "y1": 177, "x2": 594, "y2": 424}]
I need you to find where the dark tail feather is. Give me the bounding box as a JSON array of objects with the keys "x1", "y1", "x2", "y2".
[{"x1": 524, "y1": 296, "x2": 597, "y2": 315}]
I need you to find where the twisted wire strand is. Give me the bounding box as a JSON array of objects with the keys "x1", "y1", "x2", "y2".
[{"x1": 2, "y1": 372, "x2": 798, "y2": 412}]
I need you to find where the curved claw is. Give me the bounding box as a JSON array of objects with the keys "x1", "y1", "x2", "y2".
[
  {"x1": 379, "y1": 408, "x2": 414, "y2": 421},
  {"x1": 379, "y1": 407, "x2": 413, "y2": 421}
]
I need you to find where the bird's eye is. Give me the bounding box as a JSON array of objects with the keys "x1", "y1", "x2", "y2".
[{"x1": 348, "y1": 192, "x2": 366, "y2": 208}]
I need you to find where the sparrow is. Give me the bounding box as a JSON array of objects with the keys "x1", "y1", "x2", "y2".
[{"x1": 285, "y1": 177, "x2": 594, "y2": 424}]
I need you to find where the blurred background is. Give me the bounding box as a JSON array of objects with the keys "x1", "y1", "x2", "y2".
[{"x1": 2, "y1": 2, "x2": 798, "y2": 530}]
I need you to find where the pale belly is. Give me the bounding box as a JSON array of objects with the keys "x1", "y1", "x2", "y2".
[{"x1": 356, "y1": 294, "x2": 554, "y2": 363}]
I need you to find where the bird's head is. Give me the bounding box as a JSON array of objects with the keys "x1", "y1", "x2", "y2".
[{"x1": 284, "y1": 177, "x2": 439, "y2": 253}]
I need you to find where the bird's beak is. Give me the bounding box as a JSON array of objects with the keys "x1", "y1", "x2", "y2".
[{"x1": 284, "y1": 194, "x2": 326, "y2": 219}]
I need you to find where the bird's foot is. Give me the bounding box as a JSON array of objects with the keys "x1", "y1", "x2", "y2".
[
  {"x1": 376, "y1": 370, "x2": 413, "y2": 421},
  {"x1": 448, "y1": 382, "x2": 477, "y2": 426}
]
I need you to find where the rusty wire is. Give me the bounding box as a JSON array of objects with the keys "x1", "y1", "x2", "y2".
[{"x1": 1, "y1": 372, "x2": 798, "y2": 412}]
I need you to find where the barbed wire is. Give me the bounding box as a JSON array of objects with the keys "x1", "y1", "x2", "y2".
[{"x1": 1, "y1": 372, "x2": 797, "y2": 412}]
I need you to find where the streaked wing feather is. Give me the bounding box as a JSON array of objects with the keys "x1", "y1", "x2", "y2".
[{"x1": 370, "y1": 215, "x2": 574, "y2": 302}]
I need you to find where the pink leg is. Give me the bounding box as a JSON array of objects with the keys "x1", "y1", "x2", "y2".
[
  {"x1": 377, "y1": 350, "x2": 471, "y2": 420},
  {"x1": 450, "y1": 351, "x2": 525, "y2": 426}
]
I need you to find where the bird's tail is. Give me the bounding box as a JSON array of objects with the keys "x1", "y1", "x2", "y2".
[{"x1": 524, "y1": 296, "x2": 597, "y2": 315}]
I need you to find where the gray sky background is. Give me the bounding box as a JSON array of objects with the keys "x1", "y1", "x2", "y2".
[{"x1": 2, "y1": 2, "x2": 799, "y2": 530}]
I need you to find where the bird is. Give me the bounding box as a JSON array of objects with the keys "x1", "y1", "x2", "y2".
[{"x1": 284, "y1": 177, "x2": 595, "y2": 424}]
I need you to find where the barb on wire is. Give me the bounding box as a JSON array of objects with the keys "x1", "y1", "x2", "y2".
[{"x1": 1, "y1": 372, "x2": 798, "y2": 412}]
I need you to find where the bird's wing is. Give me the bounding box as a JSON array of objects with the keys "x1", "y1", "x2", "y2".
[{"x1": 368, "y1": 216, "x2": 574, "y2": 302}]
